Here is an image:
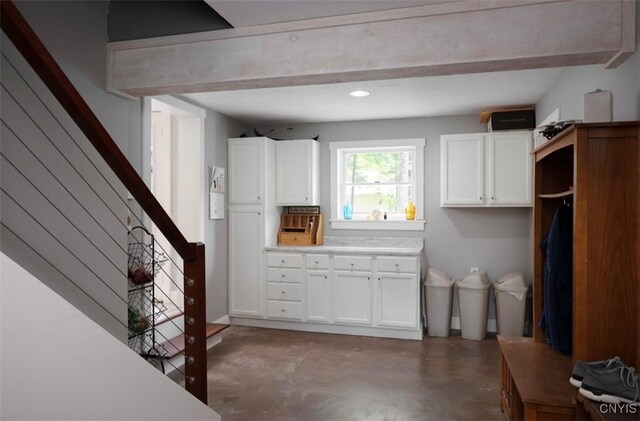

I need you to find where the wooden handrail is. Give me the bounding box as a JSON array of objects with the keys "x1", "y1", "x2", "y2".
[{"x1": 0, "y1": 0, "x2": 194, "y2": 262}]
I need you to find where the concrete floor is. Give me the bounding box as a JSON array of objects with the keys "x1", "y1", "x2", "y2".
[{"x1": 205, "y1": 326, "x2": 502, "y2": 421}]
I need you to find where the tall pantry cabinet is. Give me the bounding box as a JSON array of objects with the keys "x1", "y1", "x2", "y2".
[{"x1": 227, "y1": 137, "x2": 279, "y2": 317}]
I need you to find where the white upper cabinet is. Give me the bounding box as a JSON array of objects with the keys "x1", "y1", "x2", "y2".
[
  {"x1": 228, "y1": 138, "x2": 265, "y2": 204},
  {"x1": 487, "y1": 132, "x2": 532, "y2": 206},
  {"x1": 276, "y1": 139, "x2": 319, "y2": 206},
  {"x1": 440, "y1": 134, "x2": 485, "y2": 206},
  {"x1": 441, "y1": 132, "x2": 532, "y2": 207}
]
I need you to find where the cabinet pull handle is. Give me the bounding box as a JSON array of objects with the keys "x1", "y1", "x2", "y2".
[{"x1": 305, "y1": 196, "x2": 308, "y2": 201}]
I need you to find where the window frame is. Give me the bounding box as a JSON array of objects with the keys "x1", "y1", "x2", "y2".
[{"x1": 329, "y1": 138, "x2": 426, "y2": 231}]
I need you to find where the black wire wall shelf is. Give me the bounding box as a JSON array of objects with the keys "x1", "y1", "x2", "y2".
[{"x1": 127, "y1": 226, "x2": 169, "y2": 367}]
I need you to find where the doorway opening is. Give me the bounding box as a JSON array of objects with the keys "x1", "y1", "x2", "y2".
[{"x1": 143, "y1": 96, "x2": 205, "y2": 315}]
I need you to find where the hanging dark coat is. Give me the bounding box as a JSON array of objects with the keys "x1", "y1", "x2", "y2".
[{"x1": 539, "y1": 204, "x2": 573, "y2": 354}]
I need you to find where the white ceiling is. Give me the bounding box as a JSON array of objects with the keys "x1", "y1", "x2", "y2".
[
  {"x1": 188, "y1": 1, "x2": 564, "y2": 126},
  {"x1": 182, "y1": 68, "x2": 564, "y2": 126}
]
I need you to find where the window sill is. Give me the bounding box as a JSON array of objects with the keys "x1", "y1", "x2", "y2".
[{"x1": 330, "y1": 219, "x2": 426, "y2": 231}]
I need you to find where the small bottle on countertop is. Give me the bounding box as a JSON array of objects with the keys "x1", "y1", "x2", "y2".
[{"x1": 383, "y1": 212, "x2": 387, "y2": 220}]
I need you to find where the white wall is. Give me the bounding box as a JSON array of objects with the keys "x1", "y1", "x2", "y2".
[
  {"x1": 2, "y1": 1, "x2": 248, "y2": 326},
  {"x1": 0, "y1": 252, "x2": 220, "y2": 421},
  {"x1": 1, "y1": 1, "x2": 137, "y2": 338},
  {"x1": 199, "y1": 107, "x2": 249, "y2": 320},
  {"x1": 536, "y1": 6, "x2": 640, "y2": 124},
  {"x1": 265, "y1": 116, "x2": 533, "y2": 322}
]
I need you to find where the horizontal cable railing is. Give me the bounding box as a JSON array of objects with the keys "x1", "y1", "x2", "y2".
[{"x1": 0, "y1": 0, "x2": 207, "y2": 403}]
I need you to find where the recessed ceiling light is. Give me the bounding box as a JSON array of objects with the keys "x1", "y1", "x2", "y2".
[{"x1": 348, "y1": 90, "x2": 370, "y2": 97}]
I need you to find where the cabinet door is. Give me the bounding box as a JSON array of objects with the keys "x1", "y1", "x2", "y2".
[
  {"x1": 228, "y1": 139, "x2": 264, "y2": 204},
  {"x1": 276, "y1": 140, "x2": 318, "y2": 205},
  {"x1": 306, "y1": 270, "x2": 331, "y2": 323},
  {"x1": 228, "y1": 208, "x2": 263, "y2": 316},
  {"x1": 334, "y1": 271, "x2": 371, "y2": 325},
  {"x1": 487, "y1": 133, "x2": 532, "y2": 206},
  {"x1": 376, "y1": 273, "x2": 418, "y2": 328},
  {"x1": 441, "y1": 134, "x2": 485, "y2": 206}
]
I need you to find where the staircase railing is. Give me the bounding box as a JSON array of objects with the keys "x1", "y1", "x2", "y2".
[{"x1": 0, "y1": 0, "x2": 208, "y2": 403}]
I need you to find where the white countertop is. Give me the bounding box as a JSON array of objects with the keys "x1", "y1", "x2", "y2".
[{"x1": 265, "y1": 236, "x2": 423, "y2": 256}]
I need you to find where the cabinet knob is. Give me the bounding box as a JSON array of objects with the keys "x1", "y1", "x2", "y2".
[
  {"x1": 281, "y1": 260, "x2": 285, "y2": 263},
  {"x1": 282, "y1": 274, "x2": 286, "y2": 278},
  {"x1": 257, "y1": 196, "x2": 261, "y2": 200},
  {"x1": 315, "y1": 261, "x2": 319, "y2": 264},
  {"x1": 367, "y1": 276, "x2": 370, "y2": 280},
  {"x1": 479, "y1": 196, "x2": 483, "y2": 200},
  {"x1": 350, "y1": 263, "x2": 354, "y2": 266},
  {"x1": 324, "y1": 276, "x2": 327, "y2": 279},
  {"x1": 491, "y1": 196, "x2": 495, "y2": 200},
  {"x1": 394, "y1": 264, "x2": 399, "y2": 267},
  {"x1": 281, "y1": 290, "x2": 286, "y2": 294},
  {"x1": 281, "y1": 308, "x2": 285, "y2": 312}
]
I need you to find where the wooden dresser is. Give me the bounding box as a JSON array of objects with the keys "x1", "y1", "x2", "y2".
[{"x1": 499, "y1": 122, "x2": 640, "y2": 420}]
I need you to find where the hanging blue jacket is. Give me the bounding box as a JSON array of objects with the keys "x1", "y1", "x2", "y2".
[{"x1": 539, "y1": 204, "x2": 573, "y2": 354}]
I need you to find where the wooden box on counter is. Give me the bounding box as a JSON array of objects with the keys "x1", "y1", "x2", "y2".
[{"x1": 277, "y1": 214, "x2": 323, "y2": 246}]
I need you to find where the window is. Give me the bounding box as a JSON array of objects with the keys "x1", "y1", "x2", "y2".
[{"x1": 329, "y1": 139, "x2": 425, "y2": 230}]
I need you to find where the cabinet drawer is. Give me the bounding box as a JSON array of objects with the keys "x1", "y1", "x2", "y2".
[
  {"x1": 306, "y1": 254, "x2": 331, "y2": 270},
  {"x1": 334, "y1": 255, "x2": 372, "y2": 271},
  {"x1": 266, "y1": 300, "x2": 302, "y2": 320},
  {"x1": 267, "y1": 268, "x2": 302, "y2": 283},
  {"x1": 266, "y1": 252, "x2": 302, "y2": 268},
  {"x1": 266, "y1": 282, "x2": 302, "y2": 301},
  {"x1": 376, "y1": 256, "x2": 418, "y2": 273}
]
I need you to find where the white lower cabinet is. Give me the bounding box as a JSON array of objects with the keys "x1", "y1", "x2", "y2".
[
  {"x1": 306, "y1": 270, "x2": 331, "y2": 323},
  {"x1": 334, "y1": 271, "x2": 372, "y2": 325},
  {"x1": 258, "y1": 251, "x2": 421, "y2": 339},
  {"x1": 376, "y1": 273, "x2": 418, "y2": 328},
  {"x1": 264, "y1": 252, "x2": 303, "y2": 321},
  {"x1": 228, "y1": 208, "x2": 264, "y2": 317}
]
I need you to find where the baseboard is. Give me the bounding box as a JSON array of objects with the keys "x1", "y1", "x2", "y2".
[
  {"x1": 450, "y1": 317, "x2": 497, "y2": 333},
  {"x1": 230, "y1": 317, "x2": 423, "y2": 340},
  {"x1": 212, "y1": 314, "x2": 230, "y2": 324}
]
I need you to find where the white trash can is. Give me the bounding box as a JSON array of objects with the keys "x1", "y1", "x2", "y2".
[
  {"x1": 494, "y1": 272, "x2": 528, "y2": 337},
  {"x1": 457, "y1": 271, "x2": 491, "y2": 340},
  {"x1": 424, "y1": 268, "x2": 455, "y2": 337}
]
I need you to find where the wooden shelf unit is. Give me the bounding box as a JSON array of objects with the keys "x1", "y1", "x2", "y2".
[
  {"x1": 533, "y1": 122, "x2": 639, "y2": 367},
  {"x1": 499, "y1": 122, "x2": 640, "y2": 420}
]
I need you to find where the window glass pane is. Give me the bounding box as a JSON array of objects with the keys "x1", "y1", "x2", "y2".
[
  {"x1": 345, "y1": 151, "x2": 412, "y2": 184},
  {"x1": 344, "y1": 184, "x2": 412, "y2": 219}
]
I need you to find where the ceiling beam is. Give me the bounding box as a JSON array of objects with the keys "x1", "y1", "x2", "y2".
[{"x1": 106, "y1": 0, "x2": 635, "y2": 98}]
